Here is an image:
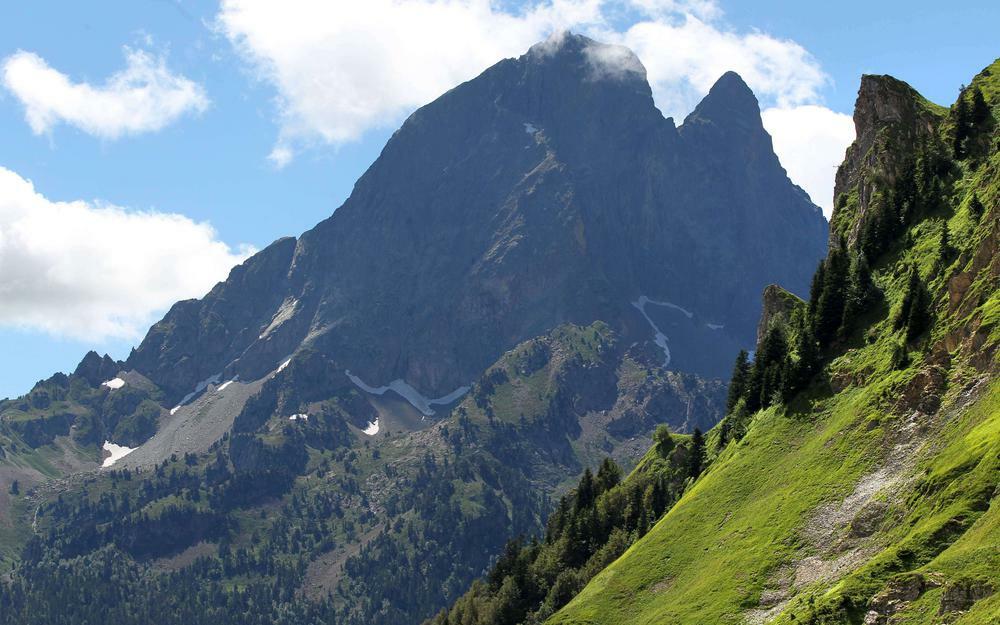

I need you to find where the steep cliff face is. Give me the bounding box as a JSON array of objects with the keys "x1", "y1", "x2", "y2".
[
  {"x1": 831, "y1": 75, "x2": 946, "y2": 247},
  {"x1": 756, "y1": 284, "x2": 804, "y2": 346},
  {"x1": 124, "y1": 33, "x2": 826, "y2": 407}
]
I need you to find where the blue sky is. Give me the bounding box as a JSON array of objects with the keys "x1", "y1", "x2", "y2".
[{"x1": 0, "y1": 0, "x2": 997, "y2": 399}]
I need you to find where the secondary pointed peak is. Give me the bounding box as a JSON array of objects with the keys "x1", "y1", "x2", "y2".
[{"x1": 683, "y1": 70, "x2": 761, "y2": 129}]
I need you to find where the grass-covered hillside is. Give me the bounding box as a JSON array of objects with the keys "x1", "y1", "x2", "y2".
[{"x1": 549, "y1": 60, "x2": 1000, "y2": 624}]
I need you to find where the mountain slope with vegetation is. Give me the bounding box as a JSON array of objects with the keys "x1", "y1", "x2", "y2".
[
  {"x1": 0, "y1": 323, "x2": 721, "y2": 625},
  {"x1": 548, "y1": 58, "x2": 1000, "y2": 625}
]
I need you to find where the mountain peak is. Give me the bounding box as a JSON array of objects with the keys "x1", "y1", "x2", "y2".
[
  {"x1": 525, "y1": 31, "x2": 647, "y2": 83},
  {"x1": 683, "y1": 70, "x2": 761, "y2": 129}
]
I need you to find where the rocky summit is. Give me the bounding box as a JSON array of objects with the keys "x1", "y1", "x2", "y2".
[{"x1": 127, "y1": 33, "x2": 826, "y2": 410}]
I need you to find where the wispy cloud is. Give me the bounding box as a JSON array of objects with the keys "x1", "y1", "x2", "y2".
[
  {"x1": 0, "y1": 166, "x2": 253, "y2": 340},
  {"x1": 2, "y1": 47, "x2": 209, "y2": 140}
]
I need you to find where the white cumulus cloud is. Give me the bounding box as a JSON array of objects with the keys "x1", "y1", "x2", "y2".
[
  {"x1": 216, "y1": 0, "x2": 853, "y2": 212},
  {"x1": 761, "y1": 106, "x2": 855, "y2": 216},
  {"x1": 216, "y1": 0, "x2": 606, "y2": 164},
  {"x1": 0, "y1": 166, "x2": 253, "y2": 341},
  {"x1": 2, "y1": 47, "x2": 209, "y2": 140}
]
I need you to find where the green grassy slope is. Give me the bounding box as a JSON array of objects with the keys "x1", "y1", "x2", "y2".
[{"x1": 551, "y1": 60, "x2": 1000, "y2": 625}]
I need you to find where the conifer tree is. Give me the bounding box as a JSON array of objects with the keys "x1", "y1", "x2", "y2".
[
  {"x1": 807, "y1": 261, "x2": 826, "y2": 320},
  {"x1": 905, "y1": 279, "x2": 931, "y2": 341},
  {"x1": 936, "y1": 221, "x2": 954, "y2": 268},
  {"x1": 969, "y1": 193, "x2": 984, "y2": 221},
  {"x1": 755, "y1": 325, "x2": 790, "y2": 408},
  {"x1": 895, "y1": 268, "x2": 931, "y2": 341},
  {"x1": 596, "y1": 458, "x2": 623, "y2": 493},
  {"x1": 814, "y1": 243, "x2": 849, "y2": 345},
  {"x1": 574, "y1": 468, "x2": 596, "y2": 512},
  {"x1": 725, "y1": 350, "x2": 750, "y2": 414},
  {"x1": 953, "y1": 87, "x2": 970, "y2": 158},
  {"x1": 687, "y1": 428, "x2": 705, "y2": 479},
  {"x1": 789, "y1": 326, "x2": 820, "y2": 395},
  {"x1": 971, "y1": 86, "x2": 989, "y2": 127},
  {"x1": 841, "y1": 252, "x2": 875, "y2": 336}
]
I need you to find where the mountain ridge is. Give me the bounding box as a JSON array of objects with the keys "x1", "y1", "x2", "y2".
[{"x1": 121, "y1": 32, "x2": 825, "y2": 410}]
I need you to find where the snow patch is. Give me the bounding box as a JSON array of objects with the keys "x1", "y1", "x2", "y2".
[
  {"x1": 289, "y1": 413, "x2": 309, "y2": 421},
  {"x1": 635, "y1": 295, "x2": 693, "y2": 319},
  {"x1": 362, "y1": 418, "x2": 379, "y2": 436},
  {"x1": 706, "y1": 323, "x2": 724, "y2": 330},
  {"x1": 523, "y1": 122, "x2": 538, "y2": 134},
  {"x1": 101, "y1": 377, "x2": 125, "y2": 390},
  {"x1": 216, "y1": 379, "x2": 236, "y2": 392},
  {"x1": 172, "y1": 372, "x2": 222, "y2": 414},
  {"x1": 101, "y1": 441, "x2": 136, "y2": 468},
  {"x1": 277, "y1": 358, "x2": 292, "y2": 373},
  {"x1": 344, "y1": 370, "x2": 470, "y2": 416},
  {"x1": 631, "y1": 295, "x2": 694, "y2": 368}
]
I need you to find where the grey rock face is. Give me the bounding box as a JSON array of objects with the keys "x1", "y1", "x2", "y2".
[{"x1": 127, "y1": 34, "x2": 827, "y2": 404}]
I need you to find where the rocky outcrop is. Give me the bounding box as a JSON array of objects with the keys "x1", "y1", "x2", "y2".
[
  {"x1": 863, "y1": 574, "x2": 937, "y2": 624},
  {"x1": 938, "y1": 578, "x2": 994, "y2": 614},
  {"x1": 832, "y1": 75, "x2": 944, "y2": 247},
  {"x1": 755, "y1": 285, "x2": 803, "y2": 347}
]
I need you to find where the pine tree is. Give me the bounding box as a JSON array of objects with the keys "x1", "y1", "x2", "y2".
[
  {"x1": 716, "y1": 417, "x2": 731, "y2": 451},
  {"x1": 596, "y1": 458, "x2": 622, "y2": 493},
  {"x1": 905, "y1": 279, "x2": 931, "y2": 341},
  {"x1": 969, "y1": 193, "x2": 984, "y2": 221},
  {"x1": 574, "y1": 468, "x2": 596, "y2": 512},
  {"x1": 895, "y1": 268, "x2": 931, "y2": 342},
  {"x1": 728, "y1": 398, "x2": 751, "y2": 443},
  {"x1": 841, "y1": 252, "x2": 875, "y2": 336},
  {"x1": 889, "y1": 342, "x2": 910, "y2": 370},
  {"x1": 687, "y1": 428, "x2": 705, "y2": 479},
  {"x1": 814, "y1": 243, "x2": 849, "y2": 345},
  {"x1": 953, "y1": 87, "x2": 971, "y2": 158},
  {"x1": 755, "y1": 325, "x2": 790, "y2": 408},
  {"x1": 936, "y1": 221, "x2": 954, "y2": 268},
  {"x1": 971, "y1": 86, "x2": 989, "y2": 127},
  {"x1": 725, "y1": 350, "x2": 750, "y2": 414},
  {"x1": 807, "y1": 261, "x2": 826, "y2": 320},
  {"x1": 789, "y1": 326, "x2": 820, "y2": 395}
]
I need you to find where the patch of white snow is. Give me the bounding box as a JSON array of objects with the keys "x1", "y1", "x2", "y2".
[
  {"x1": 174, "y1": 372, "x2": 222, "y2": 410},
  {"x1": 344, "y1": 370, "x2": 470, "y2": 416},
  {"x1": 170, "y1": 406, "x2": 180, "y2": 415},
  {"x1": 289, "y1": 413, "x2": 309, "y2": 421},
  {"x1": 101, "y1": 441, "x2": 136, "y2": 468},
  {"x1": 101, "y1": 377, "x2": 125, "y2": 390},
  {"x1": 631, "y1": 297, "x2": 672, "y2": 367},
  {"x1": 216, "y1": 379, "x2": 235, "y2": 392},
  {"x1": 362, "y1": 419, "x2": 380, "y2": 436},
  {"x1": 636, "y1": 295, "x2": 694, "y2": 319},
  {"x1": 277, "y1": 358, "x2": 292, "y2": 373}
]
